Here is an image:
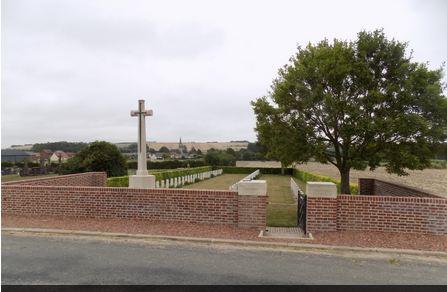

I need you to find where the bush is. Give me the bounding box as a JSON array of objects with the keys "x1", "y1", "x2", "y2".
[
  {"x1": 429, "y1": 159, "x2": 447, "y2": 169},
  {"x1": 61, "y1": 141, "x2": 127, "y2": 177},
  {"x1": 1, "y1": 161, "x2": 14, "y2": 168},
  {"x1": 293, "y1": 169, "x2": 358, "y2": 195},
  {"x1": 205, "y1": 150, "x2": 236, "y2": 166},
  {"x1": 106, "y1": 175, "x2": 129, "y2": 187}
]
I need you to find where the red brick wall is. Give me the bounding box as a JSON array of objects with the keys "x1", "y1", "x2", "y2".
[
  {"x1": 358, "y1": 178, "x2": 374, "y2": 196},
  {"x1": 1, "y1": 185, "x2": 266, "y2": 229},
  {"x1": 2, "y1": 172, "x2": 107, "y2": 187},
  {"x1": 307, "y1": 197, "x2": 337, "y2": 232},
  {"x1": 358, "y1": 178, "x2": 439, "y2": 198},
  {"x1": 306, "y1": 195, "x2": 447, "y2": 235},
  {"x1": 237, "y1": 195, "x2": 267, "y2": 229}
]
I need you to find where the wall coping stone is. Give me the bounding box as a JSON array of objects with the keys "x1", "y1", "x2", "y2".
[
  {"x1": 1, "y1": 172, "x2": 106, "y2": 185},
  {"x1": 306, "y1": 181, "x2": 337, "y2": 198}
]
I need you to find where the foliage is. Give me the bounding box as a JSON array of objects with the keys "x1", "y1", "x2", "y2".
[
  {"x1": 189, "y1": 147, "x2": 197, "y2": 155},
  {"x1": 429, "y1": 159, "x2": 447, "y2": 169},
  {"x1": 31, "y1": 141, "x2": 88, "y2": 153},
  {"x1": 1, "y1": 161, "x2": 15, "y2": 167},
  {"x1": 432, "y1": 143, "x2": 447, "y2": 160},
  {"x1": 205, "y1": 149, "x2": 237, "y2": 166},
  {"x1": 107, "y1": 166, "x2": 213, "y2": 187},
  {"x1": 119, "y1": 143, "x2": 150, "y2": 153},
  {"x1": 61, "y1": 141, "x2": 127, "y2": 177},
  {"x1": 293, "y1": 169, "x2": 358, "y2": 194},
  {"x1": 106, "y1": 175, "x2": 129, "y2": 187},
  {"x1": 204, "y1": 144, "x2": 266, "y2": 166},
  {"x1": 252, "y1": 29, "x2": 447, "y2": 194},
  {"x1": 158, "y1": 146, "x2": 170, "y2": 153}
]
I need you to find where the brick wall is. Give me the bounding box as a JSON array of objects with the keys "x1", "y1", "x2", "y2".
[
  {"x1": 358, "y1": 178, "x2": 439, "y2": 198},
  {"x1": 1, "y1": 183, "x2": 266, "y2": 229},
  {"x1": 2, "y1": 172, "x2": 107, "y2": 187},
  {"x1": 306, "y1": 195, "x2": 447, "y2": 235},
  {"x1": 237, "y1": 195, "x2": 267, "y2": 229},
  {"x1": 307, "y1": 197, "x2": 337, "y2": 232}
]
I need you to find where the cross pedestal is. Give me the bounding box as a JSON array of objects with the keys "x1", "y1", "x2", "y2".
[{"x1": 129, "y1": 99, "x2": 156, "y2": 189}]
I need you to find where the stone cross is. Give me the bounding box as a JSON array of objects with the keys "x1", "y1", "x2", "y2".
[{"x1": 131, "y1": 99, "x2": 153, "y2": 176}]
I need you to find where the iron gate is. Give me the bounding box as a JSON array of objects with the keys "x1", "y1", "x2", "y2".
[{"x1": 297, "y1": 191, "x2": 307, "y2": 233}]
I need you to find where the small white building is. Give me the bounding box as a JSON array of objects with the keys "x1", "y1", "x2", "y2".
[{"x1": 49, "y1": 151, "x2": 75, "y2": 163}]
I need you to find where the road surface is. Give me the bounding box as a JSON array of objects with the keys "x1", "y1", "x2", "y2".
[{"x1": 2, "y1": 234, "x2": 447, "y2": 284}]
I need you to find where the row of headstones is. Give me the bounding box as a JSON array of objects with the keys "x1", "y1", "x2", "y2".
[{"x1": 155, "y1": 169, "x2": 223, "y2": 188}]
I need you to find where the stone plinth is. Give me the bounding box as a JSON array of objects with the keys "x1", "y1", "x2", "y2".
[
  {"x1": 306, "y1": 182, "x2": 337, "y2": 198},
  {"x1": 237, "y1": 180, "x2": 267, "y2": 196},
  {"x1": 129, "y1": 175, "x2": 156, "y2": 189}
]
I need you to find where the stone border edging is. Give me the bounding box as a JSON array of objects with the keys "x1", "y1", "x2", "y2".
[{"x1": 2, "y1": 227, "x2": 447, "y2": 260}]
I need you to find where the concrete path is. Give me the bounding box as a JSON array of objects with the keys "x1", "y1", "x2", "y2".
[{"x1": 2, "y1": 234, "x2": 447, "y2": 284}]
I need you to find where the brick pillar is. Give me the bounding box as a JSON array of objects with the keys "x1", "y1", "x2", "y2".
[
  {"x1": 237, "y1": 180, "x2": 267, "y2": 229},
  {"x1": 358, "y1": 178, "x2": 374, "y2": 195},
  {"x1": 96, "y1": 172, "x2": 108, "y2": 187},
  {"x1": 306, "y1": 182, "x2": 338, "y2": 233}
]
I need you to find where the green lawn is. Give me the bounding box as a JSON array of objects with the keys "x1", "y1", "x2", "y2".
[
  {"x1": 1, "y1": 174, "x2": 58, "y2": 182},
  {"x1": 261, "y1": 175, "x2": 298, "y2": 227},
  {"x1": 183, "y1": 173, "x2": 301, "y2": 227},
  {"x1": 183, "y1": 174, "x2": 247, "y2": 190}
]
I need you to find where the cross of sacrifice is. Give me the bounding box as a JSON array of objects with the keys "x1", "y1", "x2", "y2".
[{"x1": 131, "y1": 99, "x2": 153, "y2": 176}]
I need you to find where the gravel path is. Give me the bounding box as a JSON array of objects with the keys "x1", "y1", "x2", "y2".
[{"x1": 3, "y1": 215, "x2": 447, "y2": 252}]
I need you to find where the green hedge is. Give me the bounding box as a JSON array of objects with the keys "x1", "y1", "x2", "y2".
[
  {"x1": 430, "y1": 159, "x2": 447, "y2": 169},
  {"x1": 217, "y1": 166, "x2": 293, "y2": 175},
  {"x1": 293, "y1": 169, "x2": 358, "y2": 195},
  {"x1": 127, "y1": 159, "x2": 206, "y2": 170},
  {"x1": 107, "y1": 166, "x2": 213, "y2": 187},
  {"x1": 107, "y1": 175, "x2": 129, "y2": 187}
]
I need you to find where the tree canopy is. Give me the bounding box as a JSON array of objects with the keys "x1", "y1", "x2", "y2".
[
  {"x1": 158, "y1": 146, "x2": 170, "y2": 153},
  {"x1": 252, "y1": 29, "x2": 447, "y2": 194},
  {"x1": 31, "y1": 141, "x2": 88, "y2": 153},
  {"x1": 61, "y1": 141, "x2": 127, "y2": 177}
]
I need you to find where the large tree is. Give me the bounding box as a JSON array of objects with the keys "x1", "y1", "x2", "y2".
[
  {"x1": 252, "y1": 30, "x2": 447, "y2": 194},
  {"x1": 61, "y1": 141, "x2": 127, "y2": 177}
]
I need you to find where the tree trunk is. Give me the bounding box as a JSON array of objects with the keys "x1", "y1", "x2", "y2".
[{"x1": 339, "y1": 167, "x2": 351, "y2": 194}]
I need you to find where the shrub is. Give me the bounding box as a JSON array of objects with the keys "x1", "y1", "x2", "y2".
[
  {"x1": 1, "y1": 161, "x2": 14, "y2": 168},
  {"x1": 429, "y1": 159, "x2": 447, "y2": 169},
  {"x1": 61, "y1": 141, "x2": 127, "y2": 177},
  {"x1": 106, "y1": 175, "x2": 129, "y2": 187},
  {"x1": 293, "y1": 169, "x2": 358, "y2": 195}
]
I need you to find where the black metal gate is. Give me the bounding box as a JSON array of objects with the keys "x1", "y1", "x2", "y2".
[{"x1": 297, "y1": 191, "x2": 307, "y2": 233}]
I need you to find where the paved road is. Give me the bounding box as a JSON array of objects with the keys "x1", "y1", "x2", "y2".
[{"x1": 2, "y1": 235, "x2": 447, "y2": 284}]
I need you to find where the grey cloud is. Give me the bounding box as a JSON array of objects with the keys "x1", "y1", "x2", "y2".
[{"x1": 2, "y1": 0, "x2": 446, "y2": 147}]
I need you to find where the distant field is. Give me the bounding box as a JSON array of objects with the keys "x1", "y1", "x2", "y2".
[
  {"x1": 116, "y1": 141, "x2": 249, "y2": 152},
  {"x1": 295, "y1": 162, "x2": 447, "y2": 196},
  {"x1": 236, "y1": 161, "x2": 282, "y2": 168}
]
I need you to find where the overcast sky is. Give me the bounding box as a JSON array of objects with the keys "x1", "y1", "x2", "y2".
[{"x1": 1, "y1": 0, "x2": 446, "y2": 147}]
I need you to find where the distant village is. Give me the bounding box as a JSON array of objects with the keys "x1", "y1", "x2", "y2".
[{"x1": 1, "y1": 139, "x2": 251, "y2": 176}]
